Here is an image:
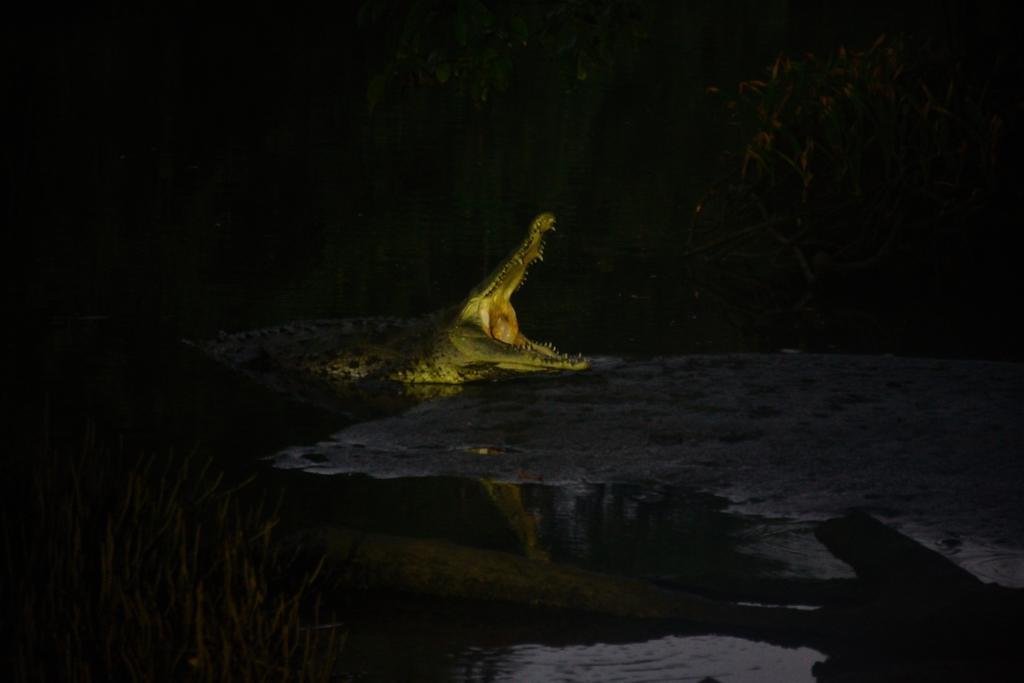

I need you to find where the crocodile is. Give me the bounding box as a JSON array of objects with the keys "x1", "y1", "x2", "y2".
[{"x1": 202, "y1": 212, "x2": 589, "y2": 396}]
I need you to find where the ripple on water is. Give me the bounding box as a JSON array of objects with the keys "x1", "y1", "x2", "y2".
[
  {"x1": 452, "y1": 635, "x2": 824, "y2": 683},
  {"x1": 950, "y1": 542, "x2": 1024, "y2": 588}
]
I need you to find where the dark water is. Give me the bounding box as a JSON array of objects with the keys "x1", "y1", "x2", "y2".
[
  {"x1": 280, "y1": 474, "x2": 840, "y2": 681},
  {"x1": 341, "y1": 597, "x2": 827, "y2": 682},
  {"x1": 8, "y1": 3, "x2": 1023, "y2": 681},
  {"x1": 276, "y1": 468, "x2": 1021, "y2": 680},
  {"x1": 451, "y1": 636, "x2": 823, "y2": 683}
]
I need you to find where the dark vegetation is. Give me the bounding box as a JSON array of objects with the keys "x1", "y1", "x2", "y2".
[
  {"x1": 686, "y1": 32, "x2": 1022, "y2": 354},
  {"x1": 0, "y1": 432, "x2": 344, "y2": 682},
  {"x1": 694, "y1": 36, "x2": 999, "y2": 274},
  {"x1": 359, "y1": 0, "x2": 648, "y2": 108}
]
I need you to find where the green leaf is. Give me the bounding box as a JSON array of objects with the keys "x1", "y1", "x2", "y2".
[
  {"x1": 509, "y1": 15, "x2": 528, "y2": 45},
  {"x1": 367, "y1": 73, "x2": 388, "y2": 114},
  {"x1": 454, "y1": 11, "x2": 468, "y2": 47},
  {"x1": 576, "y1": 55, "x2": 588, "y2": 81},
  {"x1": 436, "y1": 63, "x2": 452, "y2": 84}
]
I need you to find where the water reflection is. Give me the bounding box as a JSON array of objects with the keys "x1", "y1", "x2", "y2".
[
  {"x1": 454, "y1": 635, "x2": 824, "y2": 683},
  {"x1": 520, "y1": 482, "x2": 854, "y2": 583},
  {"x1": 272, "y1": 467, "x2": 1024, "y2": 678}
]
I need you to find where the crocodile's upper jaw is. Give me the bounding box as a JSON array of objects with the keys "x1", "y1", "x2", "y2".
[{"x1": 448, "y1": 212, "x2": 589, "y2": 379}]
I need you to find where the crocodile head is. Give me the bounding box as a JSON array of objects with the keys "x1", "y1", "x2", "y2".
[{"x1": 395, "y1": 212, "x2": 590, "y2": 383}]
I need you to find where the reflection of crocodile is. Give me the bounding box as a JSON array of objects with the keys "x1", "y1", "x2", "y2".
[{"x1": 204, "y1": 213, "x2": 589, "y2": 391}]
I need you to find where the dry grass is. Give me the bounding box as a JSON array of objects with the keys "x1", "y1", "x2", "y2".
[{"x1": 1, "y1": 428, "x2": 345, "y2": 682}]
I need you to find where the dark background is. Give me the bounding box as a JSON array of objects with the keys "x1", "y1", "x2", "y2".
[{"x1": 5, "y1": 1, "x2": 1022, "y2": 458}]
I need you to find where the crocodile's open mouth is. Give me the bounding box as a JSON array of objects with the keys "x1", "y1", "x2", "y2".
[{"x1": 459, "y1": 212, "x2": 588, "y2": 370}]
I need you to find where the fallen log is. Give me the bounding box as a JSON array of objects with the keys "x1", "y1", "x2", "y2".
[
  {"x1": 814, "y1": 510, "x2": 980, "y2": 593},
  {"x1": 298, "y1": 525, "x2": 835, "y2": 637},
  {"x1": 813, "y1": 511, "x2": 1024, "y2": 659},
  {"x1": 652, "y1": 573, "x2": 866, "y2": 608},
  {"x1": 293, "y1": 510, "x2": 1024, "y2": 657}
]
